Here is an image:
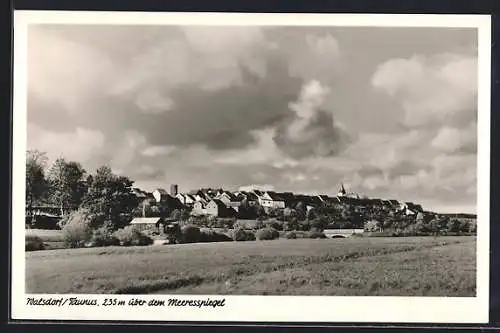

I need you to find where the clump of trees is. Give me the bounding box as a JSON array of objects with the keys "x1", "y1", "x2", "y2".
[{"x1": 26, "y1": 150, "x2": 142, "y2": 247}]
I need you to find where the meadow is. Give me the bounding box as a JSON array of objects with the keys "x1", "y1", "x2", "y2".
[{"x1": 25, "y1": 235, "x2": 476, "y2": 296}]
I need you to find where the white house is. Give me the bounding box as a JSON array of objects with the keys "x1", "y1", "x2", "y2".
[
  {"x1": 191, "y1": 200, "x2": 207, "y2": 216},
  {"x1": 258, "y1": 191, "x2": 285, "y2": 209}
]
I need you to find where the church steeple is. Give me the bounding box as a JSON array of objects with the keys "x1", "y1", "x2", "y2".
[{"x1": 338, "y1": 182, "x2": 347, "y2": 197}]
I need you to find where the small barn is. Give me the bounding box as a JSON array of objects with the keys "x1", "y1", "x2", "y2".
[{"x1": 130, "y1": 217, "x2": 164, "y2": 234}]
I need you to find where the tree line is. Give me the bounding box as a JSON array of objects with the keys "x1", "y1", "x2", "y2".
[{"x1": 26, "y1": 149, "x2": 138, "y2": 231}]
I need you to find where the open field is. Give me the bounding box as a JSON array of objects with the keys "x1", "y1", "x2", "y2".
[
  {"x1": 26, "y1": 228, "x2": 66, "y2": 250},
  {"x1": 26, "y1": 236, "x2": 476, "y2": 296}
]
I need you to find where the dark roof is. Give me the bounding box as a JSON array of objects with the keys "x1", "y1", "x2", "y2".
[
  {"x1": 266, "y1": 191, "x2": 285, "y2": 201},
  {"x1": 209, "y1": 199, "x2": 227, "y2": 210},
  {"x1": 253, "y1": 190, "x2": 263, "y2": 196},
  {"x1": 132, "y1": 188, "x2": 147, "y2": 197},
  {"x1": 318, "y1": 195, "x2": 330, "y2": 201},
  {"x1": 389, "y1": 200, "x2": 400, "y2": 206},
  {"x1": 328, "y1": 197, "x2": 341, "y2": 203},
  {"x1": 221, "y1": 191, "x2": 238, "y2": 201},
  {"x1": 276, "y1": 192, "x2": 295, "y2": 201},
  {"x1": 155, "y1": 188, "x2": 168, "y2": 195},
  {"x1": 244, "y1": 192, "x2": 258, "y2": 201},
  {"x1": 338, "y1": 196, "x2": 362, "y2": 206}
]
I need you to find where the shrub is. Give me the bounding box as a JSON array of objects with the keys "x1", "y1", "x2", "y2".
[
  {"x1": 307, "y1": 230, "x2": 327, "y2": 239},
  {"x1": 25, "y1": 235, "x2": 44, "y2": 251},
  {"x1": 89, "y1": 226, "x2": 120, "y2": 247},
  {"x1": 217, "y1": 217, "x2": 237, "y2": 229},
  {"x1": 61, "y1": 215, "x2": 93, "y2": 248},
  {"x1": 285, "y1": 231, "x2": 297, "y2": 239},
  {"x1": 113, "y1": 226, "x2": 153, "y2": 246},
  {"x1": 179, "y1": 224, "x2": 202, "y2": 243},
  {"x1": 364, "y1": 220, "x2": 381, "y2": 232},
  {"x1": 232, "y1": 228, "x2": 256, "y2": 241},
  {"x1": 234, "y1": 220, "x2": 264, "y2": 230},
  {"x1": 58, "y1": 208, "x2": 104, "y2": 230},
  {"x1": 264, "y1": 219, "x2": 284, "y2": 231},
  {"x1": 298, "y1": 220, "x2": 311, "y2": 231},
  {"x1": 256, "y1": 227, "x2": 280, "y2": 240},
  {"x1": 199, "y1": 230, "x2": 233, "y2": 243}
]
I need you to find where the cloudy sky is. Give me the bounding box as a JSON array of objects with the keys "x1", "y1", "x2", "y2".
[{"x1": 26, "y1": 24, "x2": 478, "y2": 213}]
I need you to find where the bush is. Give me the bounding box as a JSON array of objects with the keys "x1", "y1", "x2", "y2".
[
  {"x1": 256, "y1": 227, "x2": 280, "y2": 240},
  {"x1": 113, "y1": 226, "x2": 153, "y2": 246},
  {"x1": 199, "y1": 230, "x2": 233, "y2": 243},
  {"x1": 25, "y1": 235, "x2": 44, "y2": 251},
  {"x1": 232, "y1": 228, "x2": 256, "y2": 241},
  {"x1": 298, "y1": 221, "x2": 311, "y2": 231},
  {"x1": 307, "y1": 230, "x2": 327, "y2": 239},
  {"x1": 364, "y1": 220, "x2": 381, "y2": 232},
  {"x1": 217, "y1": 217, "x2": 237, "y2": 229},
  {"x1": 234, "y1": 219, "x2": 264, "y2": 230},
  {"x1": 285, "y1": 231, "x2": 297, "y2": 239},
  {"x1": 179, "y1": 224, "x2": 202, "y2": 243},
  {"x1": 264, "y1": 219, "x2": 284, "y2": 231},
  {"x1": 89, "y1": 226, "x2": 120, "y2": 247},
  {"x1": 61, "y1": 215, "x2": 93, "y2": 248},
  {"x1": 58, "y1": 208, "x2": 104, "y2": 230}
]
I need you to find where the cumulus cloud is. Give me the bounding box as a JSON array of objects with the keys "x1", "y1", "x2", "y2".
[
  {"x1": 238, "y1": 184, "x2": 275, "y2": 192},
  {"x1": 27, "y1": 124, "x2": 105, "y2": 164},
  {"x1": 371, "y1": 53, "x2": 477, "y2": 128},
  {"x1": 273, "y1": 80, "x2": 352, "y2": 159},
  {"x1": 141, "y1": 145, "x2": 177, "y2": 157},
  {"x1": 431, "y1": 122, "x2": 477, "y2": 154}
]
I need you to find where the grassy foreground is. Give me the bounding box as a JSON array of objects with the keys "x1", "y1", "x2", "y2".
[{"x1": 26, "y1": 236, "x2": 476, "y2": 296}]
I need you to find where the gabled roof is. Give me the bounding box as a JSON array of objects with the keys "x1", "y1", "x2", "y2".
[
  {"x1": 389, "y1": 200, "x2": 400, "y2": 206},
  {"x1": 222, "y1": 191, "x2": 238, "y2": 201},
  {"x1": 252, "y1": 189, "x2": 263, "y2": 196},
  {"x1": 209, "y1": 199, "x2": 227, "y2": 210},
  {"x1": 265, "y1": 191, "x2": 285, "y2": 201},
  {"x1": 243, "y1": 191, "x2": 258, "y2": 201},
  {"x1": 155, "y1": 188, "x2": 168, "y2": 195},
  {"x1": 318, "y1": 195, "x2": 330, "y2": 201},
  {"x1": 130, "y1": 217, "x2": 162, "y2": 224},
  {"x1": 194, "y1": 200, "x2": 207, "y2": 208}
]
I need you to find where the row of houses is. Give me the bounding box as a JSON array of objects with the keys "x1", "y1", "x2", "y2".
[{"x1": 131, "y1": 183, "x2": 425, "y2": 219}]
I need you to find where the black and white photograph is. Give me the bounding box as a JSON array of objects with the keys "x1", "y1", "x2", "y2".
[{"x1": 11, "y1": 11, "x2": 491, "y2": 323}]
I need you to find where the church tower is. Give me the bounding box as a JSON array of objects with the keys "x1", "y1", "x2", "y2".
[{"x1": 337, "y1": 183, "x2": 347, "y2": 197}]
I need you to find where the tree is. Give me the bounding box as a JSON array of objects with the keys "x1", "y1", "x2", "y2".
[
  {"x1": 171, "y1": 209, "x2": 182, "y2": 221},
  {"x1": 306, "y1": 208, "x2": 317, "y2": 221},
  {"x1": 81, "y1": 165, "x2": 138, "y2": 230},
  {"x1": 47, "y1": 158, "x2": 87, "y2": 216},
  {"x1": 364, "y1": 220, "x2": 381, "y2": 232},
  {"x1": 295, "y1": 201, "x2": 306, "y2": 220},
  {"x1": 180, "y1": 208, "x2": 191, "y2": 221},
  {"x1": 25, "y1": 150, "x2": 48, "y2": 223}
]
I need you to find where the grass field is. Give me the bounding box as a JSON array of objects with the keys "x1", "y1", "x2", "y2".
[
  {"x1": 25, "y1": 236, "x2": 476, "y2": 296},
  {"x1": 26, "y1": 229, "x2": 66, "y2": 250}
]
